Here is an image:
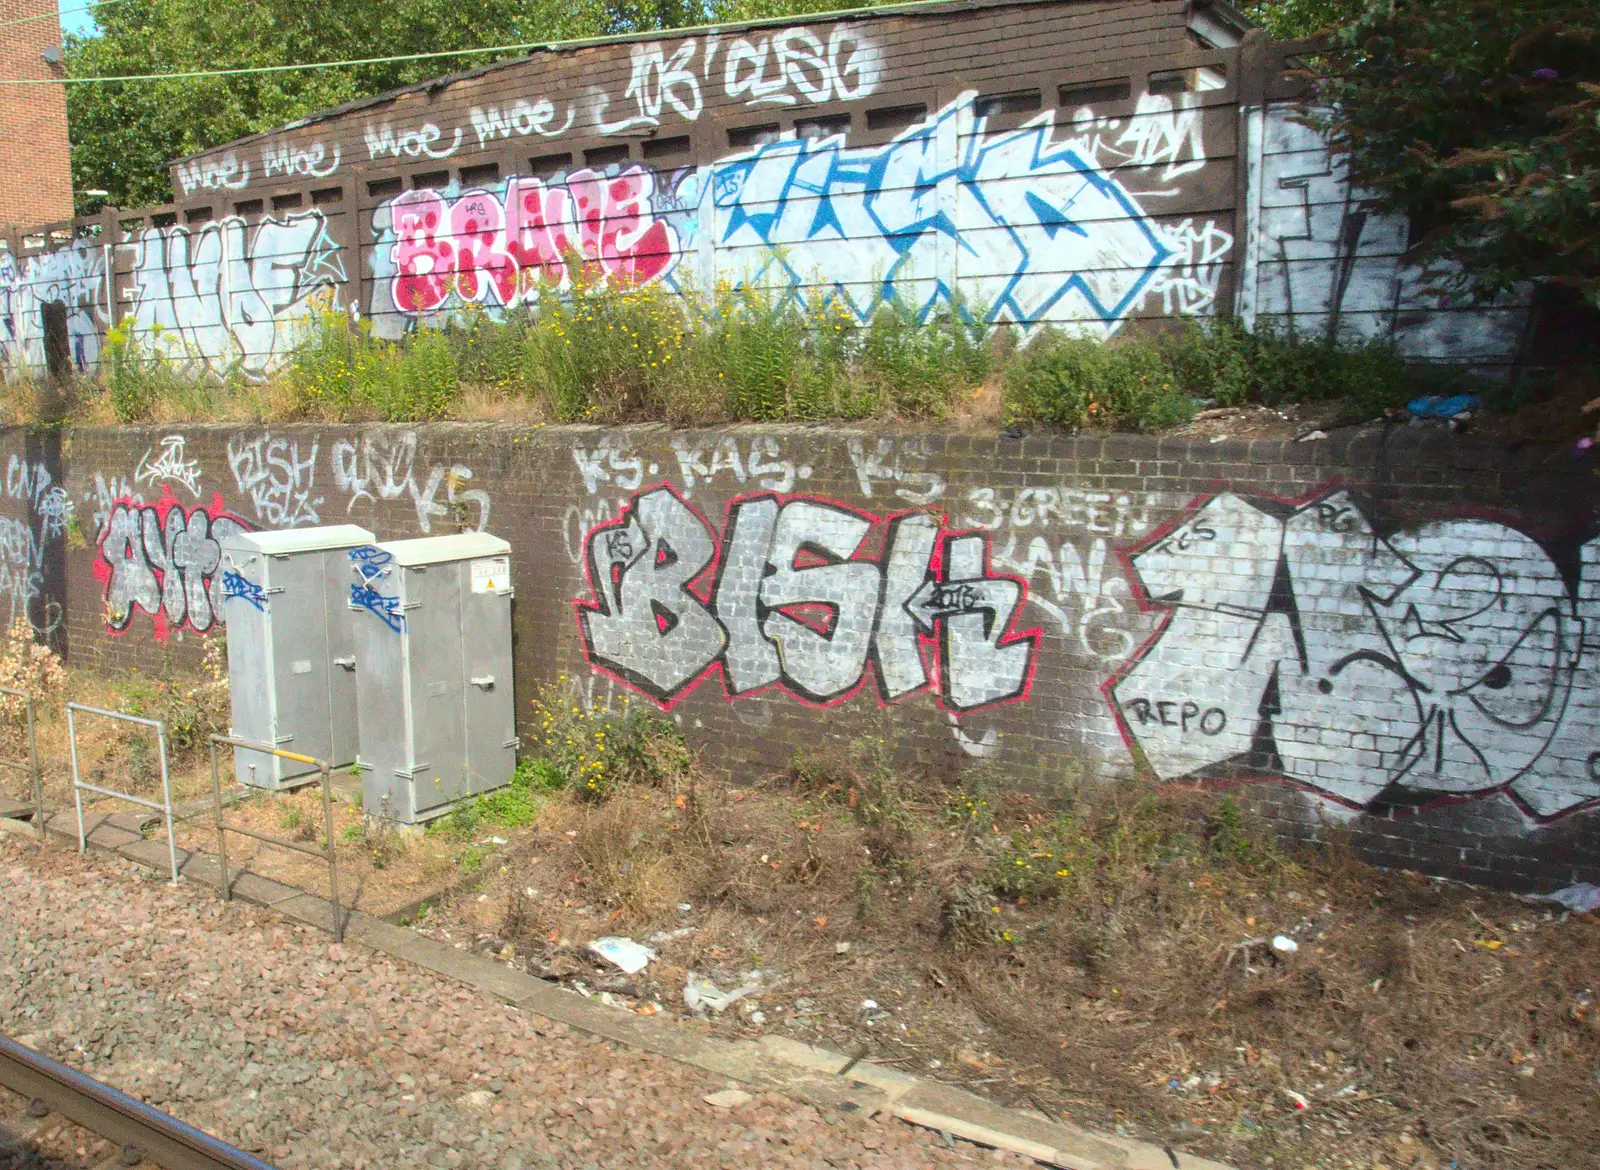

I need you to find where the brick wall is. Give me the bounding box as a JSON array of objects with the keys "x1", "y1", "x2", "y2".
[
  {"x1": 3, "y1": 420, "x2": 1595, "y2": 891},
  {"x1": 0, "y1": 0, "x2": 72, "y2": 227}
]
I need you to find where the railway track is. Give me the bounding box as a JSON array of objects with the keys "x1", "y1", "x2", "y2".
[{"x1": 0, "y1": 1033, "x2": 276, "y2": 1170}]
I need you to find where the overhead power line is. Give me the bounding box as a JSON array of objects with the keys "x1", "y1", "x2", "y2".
[
  {"x1": 0, "y1": 38, "x2": 555, "y2": 84},
  {"x1": 0, "y1": 0, "x2": 130, "y2": 31}
]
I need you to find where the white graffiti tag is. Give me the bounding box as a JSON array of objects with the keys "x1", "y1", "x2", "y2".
[
  {"x1": 1111, "y1": 489, "x2": 1600, "y2": 819},
  {"x1": 363, "y1": 122, "x2": 462, "y2": 161},
  {"x1": 330, "y1": 432, "x2": 489, "y2": 534},
  {"x1": 578, "y1": 486, "x2": 1035, "y2": 712},
  {"x1": 228, "y1": 433, "x2": 322, "y2": 527},
  {"x1": 134, "y1": 435, "x2": 203, "y2": 498},
  {"x1": 129, "y1": 211, "x2": 345, "y2": 381}
]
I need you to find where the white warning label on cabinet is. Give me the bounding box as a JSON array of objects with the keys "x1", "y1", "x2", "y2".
[{"x1": 471, "y1": 556, "x2": 510, "y2": 594}]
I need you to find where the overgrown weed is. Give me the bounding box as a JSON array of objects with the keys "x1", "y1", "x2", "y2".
[
  {"x1": 2, "y1": 287, "x2": 1502, "y2": 431},
  {"x1": 112, "y1": 639, "x2": 230, "y2": 758},
  {"x1": 1003, "y1": 318, "x2": 1480, "y2": 430},
  {"x1": 528, "y1": 678, "x2": 694, "y2": 799}
]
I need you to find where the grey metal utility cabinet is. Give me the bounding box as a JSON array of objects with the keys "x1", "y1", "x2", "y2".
[
  {"x1": 348, "y1": 532, "x2": 516, "y2": 824},
  {"x1": 219, "y1": 524, "x2": 377, "y2": 789}
]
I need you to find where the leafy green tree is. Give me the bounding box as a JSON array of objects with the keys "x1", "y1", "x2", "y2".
[
  {"x1": 1240, "y1": 0, "x2": 1363, "y2": 39},
  {"x1": 1314, "y1": 0, "x2": 1600, "y2": 307},
  {"x1": 65, "y1": 0, "x2": 612, "y2": 212}
]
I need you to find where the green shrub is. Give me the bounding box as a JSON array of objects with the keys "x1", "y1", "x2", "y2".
[
  {"x1": 1004, "y1": 319, "x2": 1477, "y2": 430},
  {"x1": 383, "y1": 325, "x2": 459, "y2": 420},
  {"x1": 103, "y1": 321, "x2": 194, "y2": 422},
  {"x1": 514, "y1": 278, "x2": 691, "y2": 421},
  {"x1": 1002, "y1": 328, "x2": 1195, "y2": 431},
  {"x1": 703, "y1": 283, "x2": 807, "y2": 421},
  {"x1": 528, "y1": 678, "x2": 694, "y2": 799},
  {"x1": 98, "y1": 278, "x2": 1490, "y2": 429},
  {"x1": 282, "y1": 311, "x2": 460, "y2": 420},
  {"x1": 860, "y1": 294, "x2": 991, "y2": 418}
]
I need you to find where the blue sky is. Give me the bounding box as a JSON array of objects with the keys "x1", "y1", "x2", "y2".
[{"x1": 59, "y1": 1, "x2": 100, "y2": 38}]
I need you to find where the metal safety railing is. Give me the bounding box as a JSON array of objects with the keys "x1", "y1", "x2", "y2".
[
  {"x1": 209, "y1": 735, "x2": 344, "y2": 943},
  {"x1": 0, "y1": 685, "x2": 42, "y2": 827},
  {"x1": 67, "y1": 703, "x2": 178, "y2": 884},
  {"x1": 0, "y1": 1031, "x2": 277, "y2": 1170}
]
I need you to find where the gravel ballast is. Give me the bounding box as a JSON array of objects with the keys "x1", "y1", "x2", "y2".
[{"x1": 0, "y1": 836, "x2": 1030, "y2": 1169}]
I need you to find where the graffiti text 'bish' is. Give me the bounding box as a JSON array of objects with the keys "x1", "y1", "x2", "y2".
[{"x1": 577, "y1": 486, "x2": 1037, "y2": 712}]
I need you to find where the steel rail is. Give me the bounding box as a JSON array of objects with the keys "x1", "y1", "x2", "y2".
[{"x1": 0, "y1": 1033, "x2": 277, "y2": 1170}]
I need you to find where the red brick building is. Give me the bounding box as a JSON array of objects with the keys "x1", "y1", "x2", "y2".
[{"x1": 0, "y1": 0, "x2": 72, "y2": 226}]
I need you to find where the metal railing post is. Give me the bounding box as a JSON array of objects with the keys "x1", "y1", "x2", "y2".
[
  {"x1": 156, "y1": 725, "x2": 177, "y2": 885},
  {"x1": 321, "y1": 763, "x2": 343, "y2": 943},
  {"x1": 66, "y1": 704, "x2": 178, "y2": 879},
  {"x1": 25, "y1": 694, "x2": 40, "y2": 827},
  {"x1": 67, "y1": 705, "x2": 84, "y2": 854},
  {"x1": 211, "y1": 741, "x2": 229, "y2": 903},
  {"x1": 209, "y1": 736, "x2": 342, "y2": 941}
]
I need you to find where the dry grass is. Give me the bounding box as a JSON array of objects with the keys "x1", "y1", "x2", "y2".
[
  {"x1": 170, "y1": 783, "x2": 481, "y2": 916},
  {"x1": 9, "y1": 643, "x2": 1597, "y2": 1167},
  {"x1": 455, "y1": 384, "x2": 554, "y2": 425},
  {"x1": 419, "y1": 741, "x2": 1600, "y2": 1170},
  {"x1": 0, "y1": 630, "x2": 228, "y2": 816}
]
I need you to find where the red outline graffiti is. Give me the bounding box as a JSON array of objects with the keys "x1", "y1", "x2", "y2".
[
  {"x1": 575, "y1": 484, "x2": 1039, "y2": 713},
  {"x1": 92, "y1": 486, "x2": 254, "y2": 641}
]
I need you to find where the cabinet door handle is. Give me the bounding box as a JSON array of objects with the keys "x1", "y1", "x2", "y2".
[
  {"x1": 470, "y1": 676, "x2": 495, "y2": 690},
  {"x1": 333, "y1": 656, "x2": 356, "y2": 670}
]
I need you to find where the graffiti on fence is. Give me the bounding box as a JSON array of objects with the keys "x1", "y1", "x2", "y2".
[
  {"x1": 373, "y1": 90, "x2": 1227, "y2": 340},
  {"x1": 129, "y1": 210, "x2": 345, "y2": 380},
  {"x1": 1107, "y1": 488, "x2": 1600, "y2": 820},
  {"x1": 364, "y1": 121, "x2": 462, "y2": 162},
  {"x1": 380, "y1": 166, "x2": 680, "y2": 314},
  {"x1": 176, "y1": 152, "x2": 249, "y2": 196},
  {"x1": 0, "y1": 238, "x2": 108, "y2": 376},
  {"x1": 708, "y1": 91, "x2": 1209, "y2": 335},
  {"x1": 470, "y1": 99, "x2": 576, "y2": 146},
  {"x1": 227, "y1": 432, "x2": 322, "y2": 527},
  {"x1": 92, "y1": 487, "x2": 252, "y2": 639},
  {"x1": 576, "y1": 485, "x2": 1037, "y2": 711},
  {"x1": 1241, "y1": 108, "x2": 1526, "y2": 362},
  {"x1": 260, "y1": 139, "x2": 341, "y2": 182}
]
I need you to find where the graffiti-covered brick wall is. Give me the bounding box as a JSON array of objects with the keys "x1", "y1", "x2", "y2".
[
  {"x1": 0, "y1": 1, "x2": 1538, "y2": 384},
  {"x1": 5, "y1": 421, "x2": 1598, "y2": 891}
]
